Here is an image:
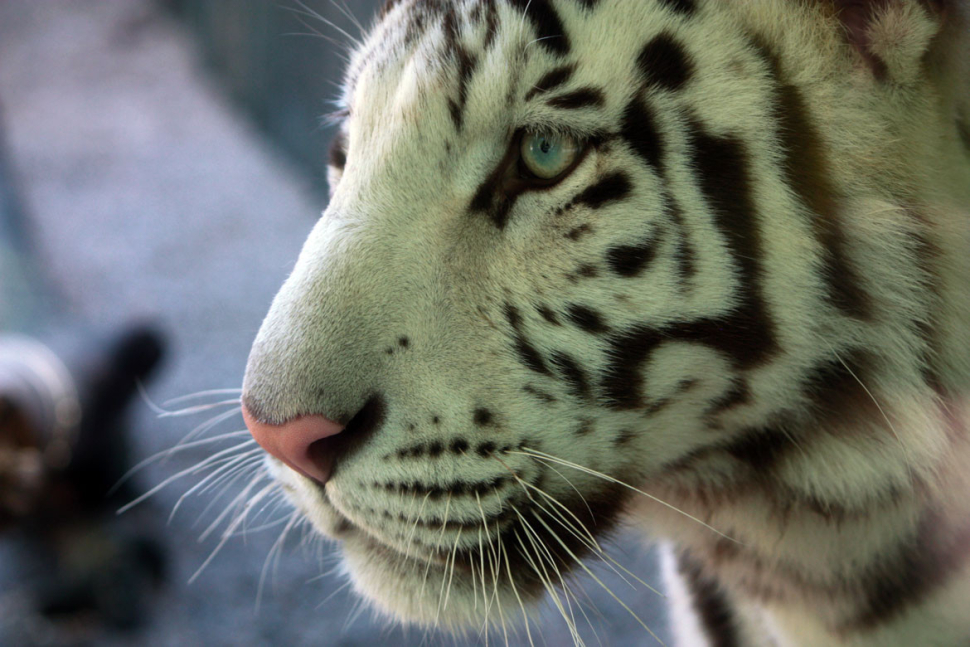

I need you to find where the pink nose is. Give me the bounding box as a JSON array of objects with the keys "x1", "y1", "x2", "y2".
[{"x1": 242, "y1": 405, "x2": 346, "y2": 484}]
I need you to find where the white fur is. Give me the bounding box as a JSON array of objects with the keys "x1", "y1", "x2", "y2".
[{"x1": 242, "y1": 0, "x2": 970, "y2": 644}]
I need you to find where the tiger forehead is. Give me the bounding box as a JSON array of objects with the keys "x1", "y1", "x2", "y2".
[{"x1": 347, "y1": 0, "x2": 696, "y2": 142}]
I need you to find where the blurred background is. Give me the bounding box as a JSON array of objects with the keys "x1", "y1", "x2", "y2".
[{"x1": 0, "y1": 1, "x2": 671, "y2": 645}]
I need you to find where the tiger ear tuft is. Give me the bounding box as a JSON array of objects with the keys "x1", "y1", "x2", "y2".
[{"x1": 829, "y1": 0, "x2": 946, "y2": 82}]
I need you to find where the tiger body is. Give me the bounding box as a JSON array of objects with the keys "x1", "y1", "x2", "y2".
[{"x1": 240, "y1": 0, "x2": 970, "y2": 644}]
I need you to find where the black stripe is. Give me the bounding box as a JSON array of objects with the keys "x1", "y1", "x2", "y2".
[
  {"x1": 537, "y1": 304, "x2": 562, "y2": 325},
  {"x1": 565, "y1": 224, "x2": 593, "y2": 241},
  {"x1": 621, "y1": 95, "x2": 664, "y2": 173},
  {"x1": 575, "y1": 418, "x2": 594, "y2": 435},
  {"x1": 601, "y1": 325, "x2": 661, "y2": 409},
  {"x1": 573, "y1": 172, "x2": 633, "y2": 209},
  {"x1": 504, "y1": 304, "x2": 552, "y2": 375},
  {"x1": 687, "y1": 118, "x2": 777, "y2": 368},
  {"x1": 753, "y1": 38, "x2": 872, "y2": 320},
  {"x1": 480, "y1": 0, "x2": 500, "y2": 50},
  {"x1": 566, "y1": 304, "x2": 610, "y2": 334},
  {"x1": 958, "y1": 119, "x2": 970, "y2": 155},
  {"x1": 677, "y1": 552, "x2": 741, "y2": 647},
  {"x1": 723, "y1": 424, "x2": 793, "y2": 473},
  {"x1": 600, "y1": 122, "x2": 776, "y2": 410},
  {"x1": 666, "y1": 196, "x2": 696, "y2": 287},
  {"x1": 848, "y1": 514, "x2": 970, "y2": 630},
  {"x1": 525, "y1": 64, "x2": 576, "y2": 101},
  {"x1": 380, "y1": 0, "x2": 404, "y2": 19},
  {"x1": 606, "y1": 231, "x2": 660, "y2": 278},
  {"x1": 658, "y1": 0, "x2": 696, "y2": 16},
  {"x1": 469, "y1": 135, "x2": 523, "y2": 230},
  {"x1": 549, "y1": 351, "x2": 593, "y2": 401},
  {"x1": 443, "y1": 9, "x2": 480, "y2": 132},
  {"x1": 454, "y1": 49, "x2": 480, "y2": 130},
  {"x1": 704, "y1": 380, "x2": 750, "y2": 417},
  {"x1": 547, "y1": 87, "x2": 606, "y2": 110},
  {"x1": 507, "y1": 0, "x2": 570, "y2": 55},
  {"x1": 637, "y1": 33, "x2": 694, "y2": 92},
  {"x1": 523, "y1": 384, "x2": 557, "y2": 403},
  {"x1": 801, "y1": 349, "x2": 879, "y2": 426}
]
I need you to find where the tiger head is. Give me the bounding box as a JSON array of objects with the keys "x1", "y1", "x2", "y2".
[{"x1": 240, "y1": 0, "x2": 965, "y2": 632}]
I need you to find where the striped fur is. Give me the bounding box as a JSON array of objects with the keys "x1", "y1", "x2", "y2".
[{"x1": 241, "y1": 0, "x2": 970, "y2": 644}]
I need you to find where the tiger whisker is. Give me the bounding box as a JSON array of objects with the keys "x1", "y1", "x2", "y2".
[
  {"x1": 516, "y1": 508, "x2": 586, "y2": 647},
  {"x1": 472, "y1": 528, "x2": 482, "y2": 614},
  {"x1": 110, "y1": 424, "x2": 250, "y2": 496},
  {"x1": 512, "y1": 509, "x2": 585, "y2": 647},
  {"x1": 523, "y1": 483, "x2": 645, "y2": 596},
  {"x1": 236, "y1": 511, "x2": 294, "y2": 535},
  {"x1": 116, "y1": 439, "x2": 257, "y2": 514},
  {"x1": 440, "y1": 527, "x2": 463, "y2": 615},
  {"x1": 404, "y1": 491, "x2": 432, "y2": 561},
  {"x1": 192, "y1": 461, "x2": 266, "y2": 530},
  {"x1": 315, "y1": 578, "x2": 354, "y2": 610},
  {"x1": 475, "y1": 493, "x2": 501, "y2": 635},
  {"x1": 244, "y1": 488, "x2": 290, "y2": 537},
  {"x1": 542, "y1": 461, "x2": 595, "y2": 527},
  {"x1": 419, "y1": 493, "x2": 452, "y2": 605},
  {"x1": 326, "y1": 0, "x2": 364, "y2": 37},
  {"x1": 494, "y1": 453, "x2": 659, "y2": 640},
  {"x1": 522, "y1": 481, "x2": 663, "y2": 598},
  {"x1": 170, "y1": 449, "x2": 263, "y2": 522},
  {"x1": 155, "y1": 399, "x2": 244, "y2": 419},
  {"x1": 514, "y1": 448, "x2": 742, "y2": 545},
  {"x1": 832, "y1": 348, "x2": 903, "y2": 444},
  {"x1": 287, "y1": 0, "x2": 363, "y2": 48},
  {"x1": 490, "y1": 533, "x2": 511, "y2": 647},
  {"x1": 163, "y1": 388, "x2": 243, "y2": 407},
  {"x1": 527, "y1": 510, "x2": 666, "y2": 647},
  {"x1": 194, "y1": 452, "x2": 264, "y2": 500},
  {"x1": 341, "y1": 594, "x2": 367, "y2": 632},
  {"x1": 512, "y1": 525, "x2": 563, "y2": 640},
  {"x1": 256, "y1": 510, "x2": 301, "y2": 612},
  {"x1": 502, "y1": 531, "x2": 536, "y2": 647},
  {"x1": 189, "y1": 479, "x2": 278, "y2": 584},
  {"x1": 164, "y1": 408, "x2": 245, "y2": 457},
  {"x1": 433, "y1": 511, "x2": 462, "y2": 627},
  {"x1": 492, "y1": 455, "x2": 645, "y2": 594},
  {"x1": 199, "y1": 473, "x2": 271, "y2": 542}
]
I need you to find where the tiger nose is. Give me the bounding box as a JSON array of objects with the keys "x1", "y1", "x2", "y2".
[{"x1": 242, "y1": 404, "x2": 345, "y2": 484}]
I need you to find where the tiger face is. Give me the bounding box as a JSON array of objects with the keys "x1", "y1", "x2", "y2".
[{"x1": 240, "y1": 0, "x2": 967, "y2": 635}]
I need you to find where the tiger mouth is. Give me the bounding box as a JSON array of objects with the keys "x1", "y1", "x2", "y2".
[
  {"x1": 322, "y1": 481, "x2": 531, "y2": 568},
  {"x1": 321, "y1": 474, "x2": 628, "y2": 590}
]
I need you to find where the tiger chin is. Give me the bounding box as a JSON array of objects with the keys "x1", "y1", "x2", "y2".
[{"x1": 238, "y1": 0, "x2": 970, "y2": 645}]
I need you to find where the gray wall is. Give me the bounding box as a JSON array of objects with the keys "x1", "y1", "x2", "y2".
[{"x1": 167, "y1": 0, "x2": 382, "y2": 198}]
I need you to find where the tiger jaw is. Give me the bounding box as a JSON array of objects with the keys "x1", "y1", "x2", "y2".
[{"x1": 270, "y1": 447, "x2": 635, "y2": 629}]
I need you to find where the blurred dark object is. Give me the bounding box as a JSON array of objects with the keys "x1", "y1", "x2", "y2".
[{"x1": 0, "y1": 108, "x2": 169, "y2": 634}]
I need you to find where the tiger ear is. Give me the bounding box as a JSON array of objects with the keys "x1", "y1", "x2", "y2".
[{"x1": 828, "y1": 0, "x2": 946, "y2": 81}]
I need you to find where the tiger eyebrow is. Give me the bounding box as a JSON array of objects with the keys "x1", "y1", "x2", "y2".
[
  {"x1": 546, "y1": 87, "x2": 607, "y2": 111},
  {"x1": 524, "y1": 64, "x2": 577, "y2": 102}
]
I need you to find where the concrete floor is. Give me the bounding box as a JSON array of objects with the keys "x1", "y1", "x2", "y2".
[{"x1": 0, "y1": 1, "x2": 672, "y2": 645}]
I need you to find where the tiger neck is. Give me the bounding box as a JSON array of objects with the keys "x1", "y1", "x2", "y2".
[{"x1": 633, "y1": 383, "x2": 970, "y2": 636}]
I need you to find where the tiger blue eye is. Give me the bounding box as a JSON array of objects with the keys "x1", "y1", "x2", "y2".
[{"x1": 520, "y1": 132, "x2": 580, "y2": 180}]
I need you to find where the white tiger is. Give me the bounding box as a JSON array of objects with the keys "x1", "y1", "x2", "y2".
[{"x1": 238, "y1": 0, "x2": 970, "y2": 644}]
